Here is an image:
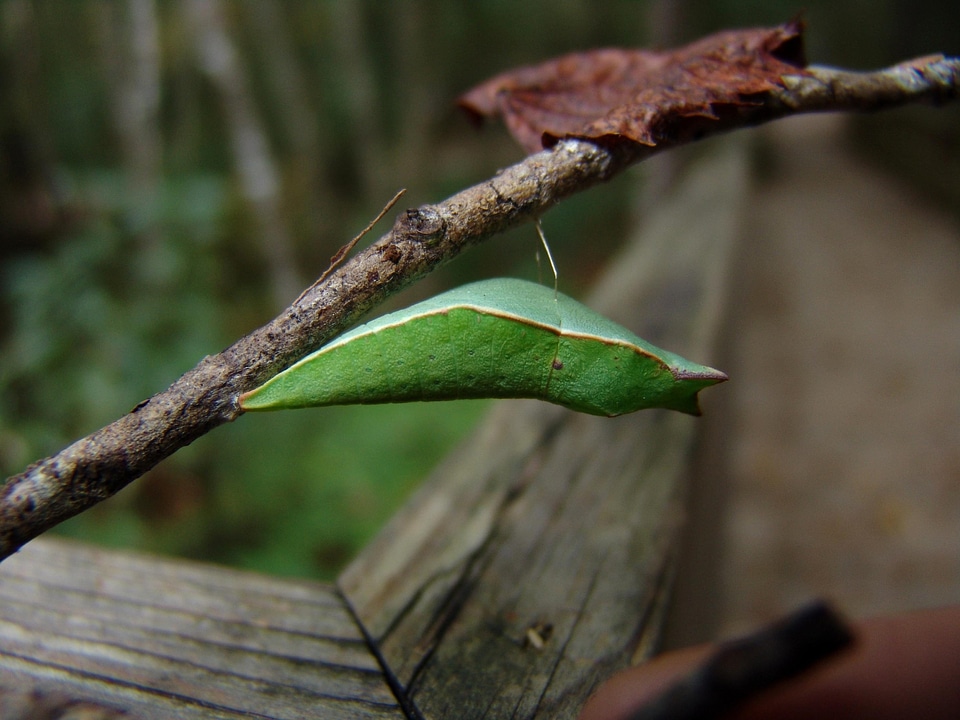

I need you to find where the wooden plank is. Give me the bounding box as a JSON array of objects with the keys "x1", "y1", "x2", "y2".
[
  {"x1": 0, "y1": 537, "x2": 405, "y2": 720},
  {"x1": 339, "y1": 143, "x2": 747, "y2": 719}
]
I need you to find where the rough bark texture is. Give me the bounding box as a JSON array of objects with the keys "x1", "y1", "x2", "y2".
[{"x1": 1, "y1": 56, "x2": 958, "y2": 561}]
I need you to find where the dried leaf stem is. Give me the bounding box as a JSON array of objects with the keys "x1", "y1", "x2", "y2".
[{"x1": 1, "y1": 55, "x2": 957, "y2": 561}]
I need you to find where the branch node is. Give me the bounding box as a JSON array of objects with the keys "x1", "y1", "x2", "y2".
[{"x1": 395, "y1": 205, "x2": 446, "y2": 242}]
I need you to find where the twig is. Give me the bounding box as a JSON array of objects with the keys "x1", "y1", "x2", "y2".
[
  {"x1": 1, "y1": 54, "x2": 957, "y2": 561},
  {"x1": 628, "y1": 601, "x2": 854, "y2": 720}
]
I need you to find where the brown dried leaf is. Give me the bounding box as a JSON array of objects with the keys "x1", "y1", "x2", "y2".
[{"x1": 459, "y1": 20, "x2": 809, "y2": 154}]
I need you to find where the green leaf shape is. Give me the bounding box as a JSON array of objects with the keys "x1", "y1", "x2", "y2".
[{"x1": 240, "y1": 278, "x2": 726, "y2": 417}]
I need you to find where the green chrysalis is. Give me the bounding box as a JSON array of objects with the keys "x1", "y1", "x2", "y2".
[{"x1": 240, "y1": 278, "x2": 726, "y2": 417}]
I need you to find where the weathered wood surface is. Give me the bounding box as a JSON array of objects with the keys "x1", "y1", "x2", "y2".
[
  {"x1": 0, "y1": 537, "x2": 404, "y2": 719},
  {"x1": 339, "y1": 144, "x2": 746, "y2": 720},
  {"x1": 0, "y1": 144, "x2": 744, "y2": 719}
]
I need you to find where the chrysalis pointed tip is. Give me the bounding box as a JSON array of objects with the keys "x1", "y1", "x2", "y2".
[
  {"x1": 666, "y1": 364, "x2": 727, "y2": 416},
  {"x1": 674, "y1": 365, "x2": 728, "y2": 385}
]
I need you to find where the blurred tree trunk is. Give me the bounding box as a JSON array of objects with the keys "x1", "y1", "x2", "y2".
[
  {"x1": 240, "y1": 1, "x2": 326, "y2": 252},
  {"x1": 0, "y1": 0, "x2": 65, "y2": 258},
  {"x1": 184, "y1": 0, "x2": 300, "y2": 309},
  {"x1": 327, "y1": 2, "x2": 387, "y2": 203},
  {"x1": 390, "y1": 2, "x2": 431, "y2": 190},
  {"x1": 95, "y1": 0, "x2": 164, "y2": 266}
]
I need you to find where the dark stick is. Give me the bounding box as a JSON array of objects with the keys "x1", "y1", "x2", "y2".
[{"x1": 628, "y1": 601, "x2": 855, "y2": 720}]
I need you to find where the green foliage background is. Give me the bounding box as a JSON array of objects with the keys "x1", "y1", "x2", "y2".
[{"x1": 1, "y1": 1, "x2": 956, "y2": 579}]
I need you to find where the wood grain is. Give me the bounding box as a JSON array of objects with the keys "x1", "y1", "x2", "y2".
[{"x1": 0, "y1": 537, "x2": 404, "y2": 720}]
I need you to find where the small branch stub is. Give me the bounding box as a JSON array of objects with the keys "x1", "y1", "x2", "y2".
[{"x1": 397, "y1": 205, "x2": 446, "y2": 241}]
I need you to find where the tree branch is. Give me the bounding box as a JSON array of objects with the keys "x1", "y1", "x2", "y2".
[{"x1": 1, "y1": 55, "x2": 957, "y2": 561}]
